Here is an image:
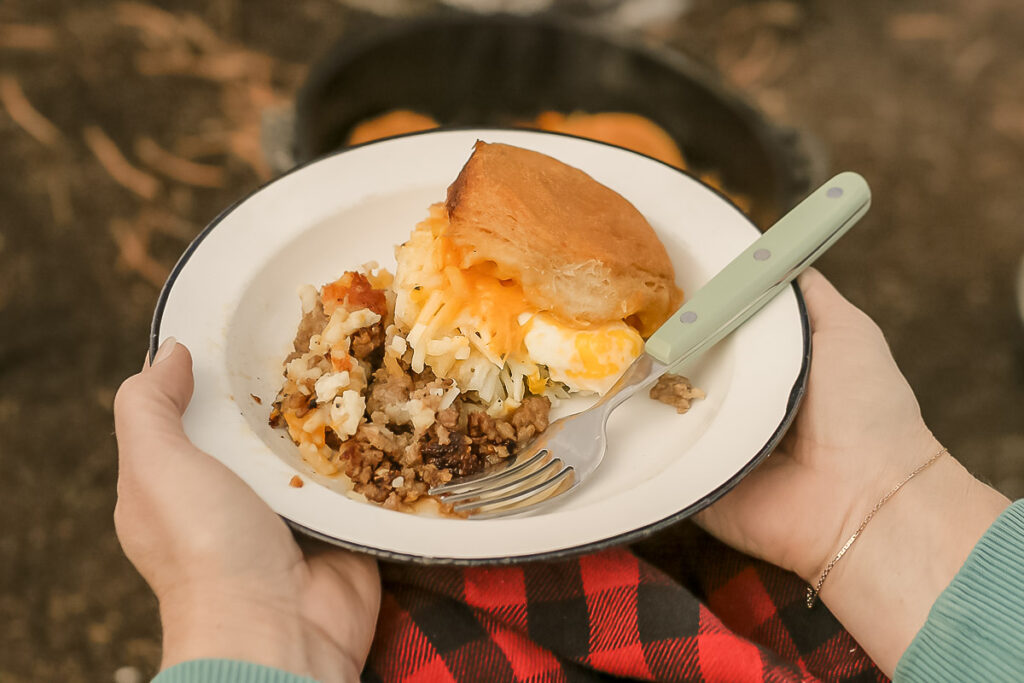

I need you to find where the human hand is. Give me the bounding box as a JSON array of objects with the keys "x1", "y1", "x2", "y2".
[
  {"x1": 114, "y1": 339, "x2": 381, "y2": 682},
  {"x1": 696, "y1": 268, "x2": 938, "y2": 581},
  {"x1": 696, "y1": 268, "x2": 1008, "y2": 674}
]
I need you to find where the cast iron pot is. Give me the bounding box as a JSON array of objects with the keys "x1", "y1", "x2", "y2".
[{"x1": 294, "y1": 13, "x2": 821, "y2": 228}]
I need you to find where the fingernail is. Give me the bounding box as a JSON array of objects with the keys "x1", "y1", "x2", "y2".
[{"x1": 152, "y1": 336, "x2": 178, "y2": 365}]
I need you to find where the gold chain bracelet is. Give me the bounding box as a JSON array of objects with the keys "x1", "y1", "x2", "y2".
[{"x1": 806, "y1": 446, "x2": 949, "y2": 608}]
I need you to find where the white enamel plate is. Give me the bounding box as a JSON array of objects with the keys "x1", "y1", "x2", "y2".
[{"x1": 152, "y1": 129, "x2": 809, "y2": 564}]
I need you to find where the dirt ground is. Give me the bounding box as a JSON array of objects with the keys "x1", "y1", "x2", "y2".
[{"x1": 1, "y1": 1, "x2": 1022, "y2": 680}]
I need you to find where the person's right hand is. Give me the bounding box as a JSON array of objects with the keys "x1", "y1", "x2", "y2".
[{"x1": 696, "y1": 268, "x2": 1009, "y2": 675}]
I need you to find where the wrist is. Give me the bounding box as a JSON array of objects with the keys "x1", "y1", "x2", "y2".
[
  {"x1": 158, "y1": 582, "x2": 362, "y2": 683},
  {"x1": 815, "y1": 439, "x2": 1009, "y2": 676},
  {"x1": 791, "y1": 429, "x2": 944, "y2": 585}
]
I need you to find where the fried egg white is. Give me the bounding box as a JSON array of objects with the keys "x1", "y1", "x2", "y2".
[{"x1": 521, "y1": 314, "x2": 643, "y2": 395}]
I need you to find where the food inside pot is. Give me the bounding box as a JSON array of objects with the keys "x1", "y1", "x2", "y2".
[{"x1": 344, "y1": 108, "x2": 750, "y2": 214}]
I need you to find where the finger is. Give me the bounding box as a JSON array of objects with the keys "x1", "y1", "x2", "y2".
[
  {"x1": 114, "y1": 339, "x2": 196, "y2": 456},
  {"x1": 797, "y1": 268, "x2": 869, "y2": 332},
  {"x1": 295, "y1": 534, "x2": 379, "y2": 582},
  {"x1": 295, "y1": 533, "x2": 338, "y2": 558},
  {"x1": 309, "y1": 549, "x2": 381, "y2": 615}
]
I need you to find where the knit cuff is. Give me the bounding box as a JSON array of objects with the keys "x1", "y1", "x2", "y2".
[
  {"x1": 152, "y1": 659, "x2": 319, "y2": 683},
  {"x1": 895, "y1": 499, "x2": 1024, "y2": 682}
]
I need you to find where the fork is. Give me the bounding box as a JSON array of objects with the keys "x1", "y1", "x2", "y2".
[{"x1": 430, "y1": 172, "x2": 872, "y2": 518}]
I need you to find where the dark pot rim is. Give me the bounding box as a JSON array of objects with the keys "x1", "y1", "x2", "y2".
[{"x1": 293, "y1": 11, "x2": 819, "y2": 216}]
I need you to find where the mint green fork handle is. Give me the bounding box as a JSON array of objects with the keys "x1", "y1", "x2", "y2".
[{"x1": 644, "y1": 172, "x2": 871, "y2": 366}]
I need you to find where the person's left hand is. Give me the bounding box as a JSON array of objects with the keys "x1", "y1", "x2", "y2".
[{"x1": 114, "y1": 339, "x2": 380, "y2": 682}]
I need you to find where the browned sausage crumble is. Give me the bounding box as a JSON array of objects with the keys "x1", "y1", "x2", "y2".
[{"x1": 649, "y1": 373, "x2": 706, "y2": 414}]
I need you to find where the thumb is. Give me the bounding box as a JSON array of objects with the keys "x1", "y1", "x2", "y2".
[
  {"x1": 797, "y1": 268, "x2": 873, "y2": 333},
  {"x1": 114, "y1": 338, "x2": 195, "y2": 456}
]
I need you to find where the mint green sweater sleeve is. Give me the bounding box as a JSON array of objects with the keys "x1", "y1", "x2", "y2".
[
  {"x1": 895, "y1": 499, "x2": 1024, "y2": 682},
  {"x1": 152, "y1": 659, "x2": 319, "y2": 683}
]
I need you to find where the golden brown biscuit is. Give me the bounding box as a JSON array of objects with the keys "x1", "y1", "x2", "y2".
[{"x1": 444, "y1": 141, "x2": 680, "y2": 335}]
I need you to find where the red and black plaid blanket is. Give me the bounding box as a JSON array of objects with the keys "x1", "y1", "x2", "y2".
[{"x1": 364, "y1": 523, "x2": 886, "y2": 683}]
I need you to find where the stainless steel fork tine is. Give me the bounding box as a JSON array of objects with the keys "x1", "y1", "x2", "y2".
[
  {"x1": 436, "y1": 459, "x2": 563, "y2": 505},
  {"x1": 453, "y1": 464, "x2": 574, "y2": 514},
  {"x1": 428, "y1": 448, "x2": 549, "y2": 495}
]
